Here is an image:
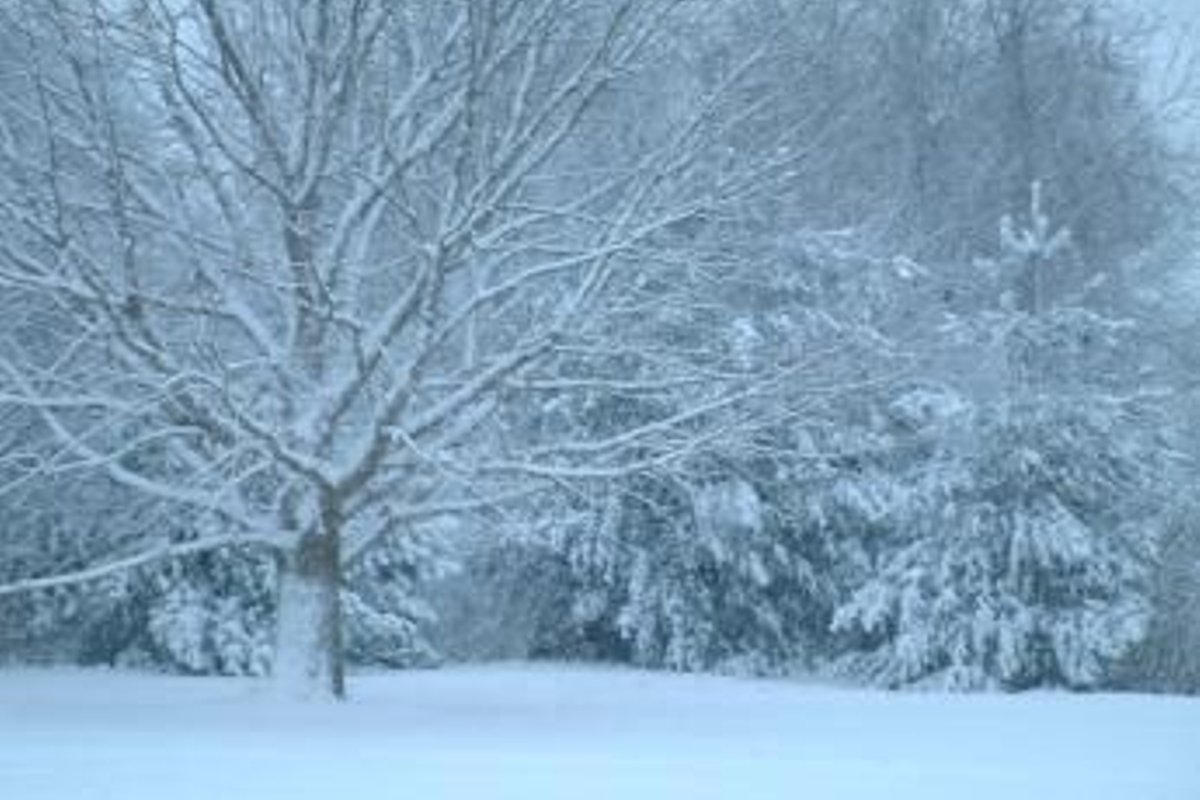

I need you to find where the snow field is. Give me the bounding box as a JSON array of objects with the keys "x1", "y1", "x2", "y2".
[{"x1": 1, "y1": 664, "x2": 1197, "y2": 799}]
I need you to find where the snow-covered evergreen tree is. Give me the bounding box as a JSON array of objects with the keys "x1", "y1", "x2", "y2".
[
  {"x1": 516, "y1": 233, "x2": 915, "y2": 675},
  {"x1": 832, "y1": 189, "x2": 1171, "y2": 690},
  {"x1": 550, "y1": 469, "x2": 830, "y2": 674}
]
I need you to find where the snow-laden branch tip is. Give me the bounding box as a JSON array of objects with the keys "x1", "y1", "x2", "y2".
[{"x1": 0, "y1": 532, "x2": 284, "y2": 598}]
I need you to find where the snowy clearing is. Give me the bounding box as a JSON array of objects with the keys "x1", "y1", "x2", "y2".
[{"x1": 1, "y1": 665, "x2": 1197, "y2": 800}]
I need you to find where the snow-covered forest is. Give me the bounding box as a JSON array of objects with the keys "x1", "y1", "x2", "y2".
[{"x1": 2, "y1": 0, "x2": 1199, "y2": 714}]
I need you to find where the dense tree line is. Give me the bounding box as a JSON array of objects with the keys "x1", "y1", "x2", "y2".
[{"x1": 1, "y1": 0, "x2": 1197, "y2": 696}]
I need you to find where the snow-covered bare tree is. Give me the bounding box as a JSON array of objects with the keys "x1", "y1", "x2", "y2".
[
  {"x1": 748, "y1": 0, "x2": 1175, "y2": 266},
  {"x1": 0, "y1": 0, "x2": 808, "y2": 697}
]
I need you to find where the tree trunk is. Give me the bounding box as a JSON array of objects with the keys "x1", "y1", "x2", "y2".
[{"x1": 274, "y1": 505, "x2": 345, "y2": 699}]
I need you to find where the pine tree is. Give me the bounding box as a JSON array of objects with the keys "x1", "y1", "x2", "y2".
[{"x1": 831, "y1": 187, "x2": 1169, "y2": 689}]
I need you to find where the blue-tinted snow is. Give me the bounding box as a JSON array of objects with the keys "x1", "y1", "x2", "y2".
[{"x1": 0, "y1": 665, "x2": 1196, "y2": 799}]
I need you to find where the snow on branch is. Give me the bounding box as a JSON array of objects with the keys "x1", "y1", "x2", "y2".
[{"x1": 0, "y1": 533, "x2": 284, "y2": 598}]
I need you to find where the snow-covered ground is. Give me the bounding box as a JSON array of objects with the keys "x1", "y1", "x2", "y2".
[{"x1": 1, "y1": 664, "x2": 1197, "y2": 799}]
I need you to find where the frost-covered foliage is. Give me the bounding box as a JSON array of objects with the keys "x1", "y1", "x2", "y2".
[
  {"x1": 511, "y1": 235, "x2": 916, "y2": 676},
  {"x1": 1, "y1": 545, "x2": 275, "y2": 676},
  {"x1": 818, "y1": 177, "x2": 1178, "y2": 690},
  {"x1": 831, "y1": 225, "x2": 1171, "y2": 691},
  {"x1": 553, "y1": 472, "x2": 832, "y2": 674},
  {"x1": 343, "y1": 526, "x2": 455, "y2": 668},
  {"x1": 3, "y1": 527, "x2": 447, "y2": 675},
  {"x1": 833, "y1": 391, "x2": 1162, "y2": 689},
  {"x1": 137, "y1": 550, "x2": 275, "y2": 675}
]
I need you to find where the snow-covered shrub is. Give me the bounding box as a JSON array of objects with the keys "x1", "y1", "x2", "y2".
[
  {"x1": 548, "y1": 467, "x2": 839, "y2": 675},
  {"x1": 343, "y1": 525, "x2": 454, "y2": 668},
  {"x1": 137, "y1": 548, "x2": 275, "y2": 676}
]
